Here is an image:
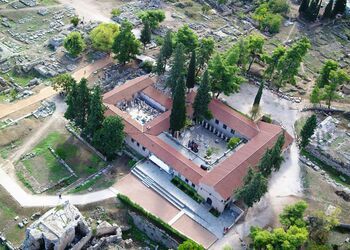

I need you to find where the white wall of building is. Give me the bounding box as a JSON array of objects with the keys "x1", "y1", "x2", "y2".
[{"x1": 125, "y1": 136, "x2": 150, "y2": 157}]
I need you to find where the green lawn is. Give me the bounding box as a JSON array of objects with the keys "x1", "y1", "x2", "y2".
[{"x1": 0, "y1": 71, "x2": 36, "y2": 87}]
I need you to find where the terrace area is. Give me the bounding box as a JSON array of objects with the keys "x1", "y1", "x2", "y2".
[
  {"x1": 117, "y1": 95, "x2": 164, "y2": 125},
  {"x1": 158, "y1": 125, "x2": 244, "y2": 170}
]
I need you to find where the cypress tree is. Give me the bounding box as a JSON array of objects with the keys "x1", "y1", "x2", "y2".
[
  {"x1": 170, "y1": 76, "x2": 186, "y2": 133},
  {"x1": 253, "y1": 82, "x2": 264, "y2": 107},
  {"x1": 186, "y1": 50, "x2": 196, "y2": 90},
  {"x1": 167, "y1": 43, "x2": 185, "y2": 96},
  {"x1": 270, "y1": 134, "x2": 285, "y2": 172},
  {"x1": 332, "y1": 0, "x2": 346, "y2": 17},
  {"x1": 299, "y1": 0, "x2": 310, "y2": 14},
  {"x1": 322, "y1": 0, "x2": 334, "y2": 19},
  {"x1": 300, "y1": 114, "x2": 317, "y2": 148},
  {"x1": 155, "y1": 50, "x2": 166, "y2": 75},
  {"x1": 162, "y1": 30, "x2": 173, "y2": 62},
  {"x1": 64, "y1": 81, "x2": 79, "y2": 122},
  {"x1": 85, "y1": 86, "x2": 105, "y2": 138},
  {"x1": 75, "y1": 78, "x2": 90, "y2": 129},
  {"x1": 140, "y1": 20, "x2": 151, "y2": 50},
  {"x1": 193, "y1": 71, "x2": 211, "y2": 121},
  {"x1": 258, "y1": 148, "x2": 273, "y2": 177}
]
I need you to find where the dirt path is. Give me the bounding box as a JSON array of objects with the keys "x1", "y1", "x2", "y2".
[{"x1": 0, "y1": 56, "x2": 113, "y2": 119}]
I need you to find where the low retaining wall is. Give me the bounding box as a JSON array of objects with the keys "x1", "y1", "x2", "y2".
[
  {"x1": 129, "y1": 211, "x2": 179, "y2": 249},
  {"x1": 306, "y1": 145, "x2": 350, "y2": 177}
]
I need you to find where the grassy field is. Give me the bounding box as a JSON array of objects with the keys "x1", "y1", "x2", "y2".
[
  {"x1": 17, "y1": 131, "x2": 107, "y2": 192},
  {"x1": 0, "y1": 186, "x2": 46, "y2": 247}
]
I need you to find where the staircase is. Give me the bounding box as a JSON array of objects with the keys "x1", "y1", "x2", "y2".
[{"x1": 131, "y1": 166, "x2": 185, "y2": 209}]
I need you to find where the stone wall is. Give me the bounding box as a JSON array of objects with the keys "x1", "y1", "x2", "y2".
[
  {"x1": 306, "y1": 145, "x2": 350, "y2": 177},
  {"x1": 129, "y1": 212, "x2": 179, "y2": 249}
]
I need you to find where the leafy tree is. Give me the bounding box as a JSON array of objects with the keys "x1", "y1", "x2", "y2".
[
  {"x1": 155, "y1": 50, "x2": 166, "y2": 75},
  {"x1": 138, "y1": 9, "x2": 165, "y2": 30},
  {"x1": 193, "y1": 71, "x2": 212, "y2": 121},
  {"x1": 253, "y1": 82, "x2": 264, "y2": 108},
  {"x1": 167, "y1": 44, "x2": 186, "y2": 95},
  {"x1": 308, "y1": 209, "x2": 340, "y2": 244},
  {"x1": 186, "y1": 50, "x2": 196, "y2": 90},
  {"x1": 236, "y1": 38, "x2": 250, "y2": 70},
  {"x1": 208, "y1": 53, "x2": 243, "y2": 98},
  {"x1": 93, "y1": 116, "x2": 125, "y2": 160},
  {"x1": 90, "y1": 23, "x2": 120, "y2": 52},
  {"x1": 51, "y1": 73, "x2": 76, "y2": 95},
  {"x1": 175, "y1": 25, "x2": 199, "y2": 53},
  {"x1": 235, "y1": 168, "x2": 268, "y2": 207},
  {"x1": 140, "y1": 20, "x2": 152, "y2": 49},
  {"x1": 253, "y1": 3, "x2": 283, "y2": 34},
  {"x1": 332, "y1": 0, "x2": 346, "y2": 17},
  {"x1": 310, "y1": 85, "x2": 321, "y2": 106},
  {"x1": 247, "y1": 34, "x2": 265, "y2": 72},
  {"x1": 322, "y1": 0, "x2": 334, "y2": 19},
  {"x1": 268, "y1": 0, "x2": 290, "y2": 14},
  {"x1": 322, "y1": 69, "x2": 349, "y2": 108},
  {"x1": 316, "y1": 60, "x2": 339, "y2": 88},
  {"x1": 274, "y1": 37, "x2": 311, "y2": 90},
  {"x1": 279, "y1": 201, "x2": 308, "y2": 228},
  {"x1": 70, "y1": 16, "x2": 80, "y2": 27},
  {"x1": 85, "y1": 86, "x2": 105, "y2": 138},
  {"x1": 170, "y1": 77, "x2": 186, "y2": 133},
  {"x1": 300, "y1": 114, "x2": 317, "y2": 148},
  {"x1": 178, "y1": 240, "x2": 204, "y2": 250},
  {"x1": 111, "y1": 8, "x2": 121, "y2": 17},
  {"x1": 196, "y1": 37, "x2": 215, "y2": 76},
  {"x1": 63, "y1": 31, "x2": 86, "y2": 57},
  {"x1": 250, "y1": 225, "x2": 308, "y2": 249},
  {"x1": 112, "y1": 21, "x2": 141, "y2": 64},
  {"x1": 75, "y1": 78, "x2": 90, "y2": 129}
]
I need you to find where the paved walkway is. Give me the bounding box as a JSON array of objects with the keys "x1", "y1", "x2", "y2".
[
  {"x1": 0, "y1": 165, "x2": 118, "y2": 207},
  {"x1": 0, "y1": 56, "x2": 113, "y2": 119}
]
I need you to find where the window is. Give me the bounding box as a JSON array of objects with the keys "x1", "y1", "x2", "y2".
[
  {"x1": 185, "y1": 178, "x2": 188, "y2": 183},
  {"x1": 131, "y1": 138, "x2": 135, "y2": 143},
  {"x1": 192, "y1": 183, "x2": 195, "y2": 188},
  {"x1": 231, "y1": 129, "x2": 235, "y2": 134},
  {"x1": 223, "y1": 124, "x2": 227, "y2": 129},
  {"x1": 215, "y1": 119, "x2": 219, "y2": 124},
  {"x1": 137, "y1": 142, "x2": 140, "y2": 147},
  {"x1": 142, "y1": 146, "x2": 146, "y2": 151}
]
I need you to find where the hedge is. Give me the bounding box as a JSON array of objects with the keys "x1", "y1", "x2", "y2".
[
  {"x1": 171, "y1": 176, "x2": 204, "y2": 203},
  {"x1": 117, "y1": 194, "x2": 188, "y2": 243}
]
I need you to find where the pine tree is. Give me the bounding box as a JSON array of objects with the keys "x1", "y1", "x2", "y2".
[
  {"x1": 140, "y1": 20, "x2": 151, "y2": 50},
  {"x1": 167, "y1": 43, "x2": 186, "y2": 96},
  {"x1": 253, "y1": 82, "x2": 264, "y2": 107},
  {"x1": 299, "y1": 0, "x2": 310, "y2": 14},
  {"x1": 186, "y1": 50, "x2": 196, "y2": 90},
  {"x1": 193, "y1": 71, "x2": 212, "y2": 121},
  {"x1": 75, "y1": 78, "x2": 90, "y2": 129},
  {"x1": 235, "y1": 169, "x2": 268, "y2": 207},
  {"x1": 300, "y1": 114, "x2": 317, "y2": 148},
  {"x1": 64, "y1": 81, "x2": 79, "y2": 121},
  {"x1": 85, "y1": 86, "x2": 105, "y2": 138},
  {"x1": 332, "y1": 0, "x2": 346, "y2": 17},
  {"x1": 170, "y1": 77, "x2": 186, "y2": 133},
  {"x1": 112, "y1": 21, "x2": 141, "y2": 64},
  {"x1": 322, "y1": 0, "x2": 334, "y2": 19}
]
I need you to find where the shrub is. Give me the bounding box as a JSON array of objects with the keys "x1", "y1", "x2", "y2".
[
  {"x1": 227, "y1": 137, "x2": 240, "y2": 149},
  {"x1": 171, "y1": 176, "x2": 204, "y2": 203},
  {"x1": 253, "y1": 3, "x2": 283, "y2": 34},
  {"x1": 111, "y1": 8, "x2": 121, "y2": 16},
  {"x1": 140, "y1": 60, "x2": 154, "y2": 73}
]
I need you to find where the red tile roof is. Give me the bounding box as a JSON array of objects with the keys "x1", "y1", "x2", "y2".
[{"x1": 103, "y1": 76, "x2": 293, "y2": 199}]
